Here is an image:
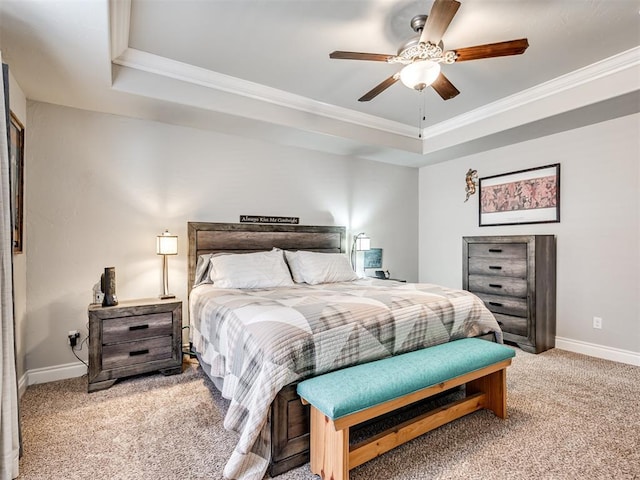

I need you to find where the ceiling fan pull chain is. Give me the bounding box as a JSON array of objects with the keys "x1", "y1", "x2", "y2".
[{"x1": 418, "y1": 92, "x2": 427, "y2": 138}]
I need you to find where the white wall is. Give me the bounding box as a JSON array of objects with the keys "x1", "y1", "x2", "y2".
[
  {"x1": 24, "y1": 102, "x2": 637, "y2": 378},
  {"x1": 419, "y1": 113, "x2": 640, "y2": 362},
  {"x1": 24, "y1": 101, "x2": 419, "y2": 376}
]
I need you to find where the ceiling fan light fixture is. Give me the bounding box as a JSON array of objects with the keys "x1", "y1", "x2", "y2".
[
  {"x1": 330, "y1": 0, "x2": 528, "y2": 102},
  {"x1": 399, "y1": 60, "x2": 441, "y2": 91}
]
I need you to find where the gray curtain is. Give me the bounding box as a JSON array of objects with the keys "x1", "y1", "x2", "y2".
[{"x1": 0, "y1": 52, "x2": 20, "y2": 480}]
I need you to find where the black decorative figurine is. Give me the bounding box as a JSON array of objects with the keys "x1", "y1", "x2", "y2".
[{"x1": 101, "y1": 267, "x2": 118, "y2": 307}]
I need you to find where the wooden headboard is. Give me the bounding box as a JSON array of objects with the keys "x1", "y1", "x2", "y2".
[{"x1": 187, "y1": 222, "x2": 347, "y2": 291}]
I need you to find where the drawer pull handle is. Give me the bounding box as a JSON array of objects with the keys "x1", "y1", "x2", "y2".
[
  {"x1": 489, "y1": 266, "x2": 502, "y2": 270},
  {"x1": 129, "y1": 349, "x2": 149, "y2": 357},
  {"x1": 129, "y1": 324, "x2": 149, "y2": 331},
  {"x1": 489, "y1": 302, "x2": 504, "y2": 307},
  {"x1": 489, "y1": 284, "x2": 503, "y2": 288},
  {"x1": 489, "y1": 248, "x2": 503, "y2": 253}
]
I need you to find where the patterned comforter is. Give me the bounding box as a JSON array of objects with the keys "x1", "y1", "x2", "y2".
[{"x1": 189, "y1": 279, "x2": 502, "y2": 480}]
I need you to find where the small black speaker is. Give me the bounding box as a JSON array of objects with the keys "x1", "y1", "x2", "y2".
[{"x1": 101, "y1": 267, "x2": 118, "y2": 307}]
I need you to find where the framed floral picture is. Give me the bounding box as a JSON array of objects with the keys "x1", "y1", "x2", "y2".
[{"x1": 479, "y1": 164, "x2": 560, "y2": 226}]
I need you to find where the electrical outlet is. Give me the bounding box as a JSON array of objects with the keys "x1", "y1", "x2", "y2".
[
  {"x1": 95, "y1": 292, "x2": 104, "y2": 304},
  {"x1": 67, "y1": 330, "x2": 80, "y2": 346},
  {"x1": 593, "y1": 316, "x2": 602, "y2": 329}
]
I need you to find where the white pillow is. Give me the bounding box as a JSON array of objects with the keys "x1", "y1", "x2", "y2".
[
  {"x1": 284, "y1": 250, "x2": 305, "y2": 283},
  {"x1": 193, "y1": 253, "x2": 214, "y2": 287},
  {"x1": 284, "y1": 250, "x2": 358, "y2": 285},
  {"x1": 209, "y1": 248, "x2": 294, "y2": 288}
]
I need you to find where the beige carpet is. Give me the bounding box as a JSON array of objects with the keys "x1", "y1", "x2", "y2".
[{"x1": 17, "y1": 348, "x2": 640, "y2": 480}]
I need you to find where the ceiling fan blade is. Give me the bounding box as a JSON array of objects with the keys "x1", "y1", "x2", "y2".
[
  {"x1": 454, "y1": 39, "x2": 529, "y2": 62},
  {"x1": 330, "y1": 51, "x2": 394, "y2": 62},
  {"x1": 431, "y1": 72, "x2": 460, "y2": 100},
  {"x1": 419, "y1": 0, "x2": 461, "y2": 45},
  {"x1": 358, "y1": 74, "x2": 400, "y2": 102}
]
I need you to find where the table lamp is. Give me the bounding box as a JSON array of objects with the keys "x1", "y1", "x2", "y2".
[
  {"x1": 156, "y1": 230, "x2": 178, "y2": 299},
  {"x1": 351, "y1": 232, "x2": 371, "y2": 274}
]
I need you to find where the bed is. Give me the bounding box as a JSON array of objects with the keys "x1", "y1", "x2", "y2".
[{"x1": 187, "y1": 222, "x2": 503, "y2": 480}]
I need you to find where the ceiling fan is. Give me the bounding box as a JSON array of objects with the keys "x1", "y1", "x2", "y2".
[{"x1": 330, "y1": 0, "x2": 529, "y2": 102}]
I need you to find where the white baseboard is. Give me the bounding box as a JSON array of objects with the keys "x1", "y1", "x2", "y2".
[
  {"x1": 18, "y1": 339, "x2": 638, "y2": 393},
  {"x1": 26, "y1": 361, "x2": 87, "y2": 387},
  {"x1": 555, "y1": 337, "x2": 640, "y2": 366},
  {"x1": 18, "y1": 372, "x2": 28, "y2": 398}
]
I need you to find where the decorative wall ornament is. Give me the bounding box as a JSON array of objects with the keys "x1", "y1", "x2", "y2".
[{"x1": 464, "y1": 168, "x2": 478, "y2": 202}]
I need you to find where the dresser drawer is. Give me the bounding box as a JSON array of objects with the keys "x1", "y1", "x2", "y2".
[
  {"x1": 493, "y1": 313, "x2": 528, "y2": 338},
  {"x1": 102, "y1": 312, "x2": 173, "y2": 344},
  {"x1": 102, "y1": 336, "x2": 173, "y2": 369},
  {"x1": 469, "y1": 243, "x2": 526, "y2": 259},
  {"x1": 475, "y1": 292, "x2": 527, "y2": 317},
  {"x1": 468, "y1": 274, "x2": 528, "y2": 298},
  {"x1": 468, "y1": 257, "x2": 527, "y2": 278}
]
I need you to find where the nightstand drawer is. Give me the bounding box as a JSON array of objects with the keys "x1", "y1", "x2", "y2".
[
  {"x1": 468, "y1": 257, "x2": 526, "y2": 278},
  {"x1": 475, "y1": 292, "x2": 528, "y2": 317},
  {"x1": 468, "y1": 274, "x2": 527, "y2": 297},
  {"x1": 103, "y1": 312, "x2": 173, "y2": 343},
  {"x1": 102, "y1": 336, "x2": 173, "y2": 369},
  {"x1": 468, "y1": 243, "x2": 526, "y2": 259}
]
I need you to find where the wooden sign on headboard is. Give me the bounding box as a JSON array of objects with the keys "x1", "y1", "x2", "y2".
[{"x1": 240, "y1": 215, "x2": 300, "y2": 224}]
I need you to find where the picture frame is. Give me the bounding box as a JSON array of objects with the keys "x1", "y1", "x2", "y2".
[
  {"x1": 9, "y1": 111, "x2": 24, "y2": 253},
  {"x1": 364, "y1": 248, "x2": 383, "y2": 269},
  {"x1": 479, "y1": 163, "x2": 560, "y2": 227}
]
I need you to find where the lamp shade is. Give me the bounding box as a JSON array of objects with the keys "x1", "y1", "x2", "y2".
[
  {"x1": 355, "y1": 235, "x2": 371, "y2": 251},
  {"x1": 400, "y1": 60, "x2": 441, "y2": 91},
  {"x1": 156, "y1": 230, "x2": 178, "y2": 255}
]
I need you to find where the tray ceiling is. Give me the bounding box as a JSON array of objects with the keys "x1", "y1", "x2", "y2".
[{"x1": 1, "y1": 0, "x2": 639, "y2": 166}]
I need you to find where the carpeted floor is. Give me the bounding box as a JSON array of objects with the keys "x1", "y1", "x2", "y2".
[{"x1": 17, "y1": 347, "x2": 640, "y2": 479}]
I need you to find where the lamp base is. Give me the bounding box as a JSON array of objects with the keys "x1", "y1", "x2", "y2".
[{"x1": 159, "y1": 293, "x2": 176, "y2": 300}]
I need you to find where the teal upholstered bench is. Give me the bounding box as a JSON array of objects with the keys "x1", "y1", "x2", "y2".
[{"x1": 297, "y1": 338, "x2": 515, "y2": 480}]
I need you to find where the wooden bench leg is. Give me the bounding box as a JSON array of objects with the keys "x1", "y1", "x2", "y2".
[
  {"x1": 466, "y1": 367, "x2": 507, "y2": 418},
  {"x1": 310, "y1": 406, "x2": 349, "y2": 480}
]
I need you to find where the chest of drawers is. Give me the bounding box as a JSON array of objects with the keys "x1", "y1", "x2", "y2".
[
  {"x1": 88, "y1": 298, "x2": 182, "y2": 392},
  {"x1": 463, "y1": 235, "x2": 556, "y2": 353}
]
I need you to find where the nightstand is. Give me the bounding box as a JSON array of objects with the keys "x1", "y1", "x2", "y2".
[{"x1": 88, "y1": 298, "x2": 182, "y2": 392}]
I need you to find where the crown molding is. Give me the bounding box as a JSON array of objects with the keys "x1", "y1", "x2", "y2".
[
  {"x1": 107, "y1": 0, "x2": 415, "y2": 138},
  {"x1": 112, "y1": 47, "x2": 418, "y2": 138},
  {"x1": 109, "y1": 0, "x2": 130, "y2": 60},
  {"x1": 421, "y1": 46, "x2": 640, "y2": 140}
]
